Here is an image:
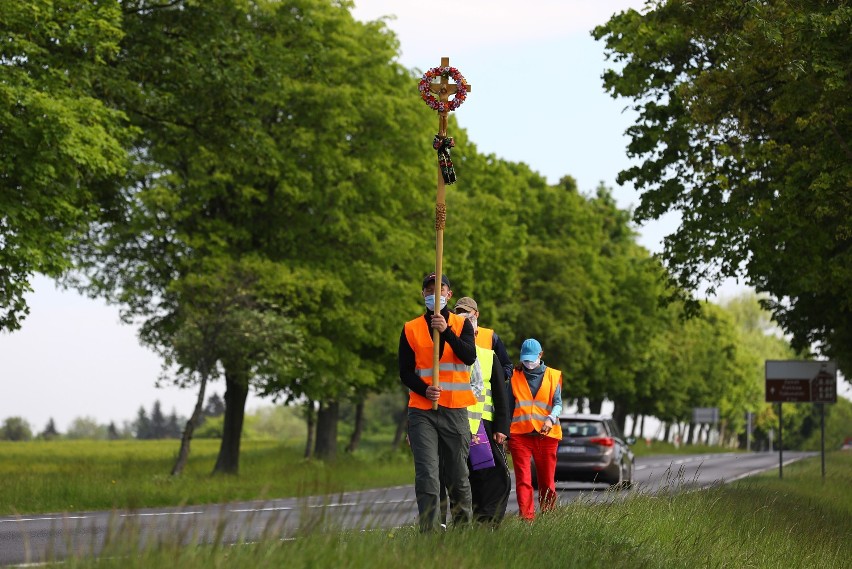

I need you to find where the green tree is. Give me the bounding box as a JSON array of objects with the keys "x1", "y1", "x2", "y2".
[
  {"x1": 66, "y1": 416, "x2": 107, "y2": 440},
  {"x1": 149, "y1": 401, "x2": 166, "y2": 439},
  {"x1": 0, "y1": 0, "x2": 129, "y2": 331},
  {"x1": 39, "y1": 418, "x2": 60, "y2": 440},
  {"x1": 511, "y1": 176, "x2": 600, "y2": 388},
  {"x1": 802, "y1": 397, "x2": 852, "y2": 451},
  {"x1": 505, "y1": 176, "x2": 669, "y2": 430},
  {"x1": 107, "y1": 422, "x2": 121, "y2": 440},
  {"x1": 0, "y1": 417, "x2": 32, "y2": 441},
  {"x1": 133, "y1": 407, "x2": 150, "y2": 440},
  {"x1": 594, "y1": 1, "x2": 852, "y2": 373},
  {"x1": 441, "y1": 133, "x2": 542, "y2": 336},
  {"x1": 203, "y1": 393, "x2": 225, "y2": 419},
  {"x1": 73, "y1": 0, "x2": 438, "y2": 472},
  {"x1": 723, "y1": 292, "x2": 800, "y2": 445}
]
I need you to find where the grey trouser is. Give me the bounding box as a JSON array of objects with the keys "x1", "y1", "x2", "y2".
[{"x1": 408, "y1": 406, "x2": 472, "y2": 532}]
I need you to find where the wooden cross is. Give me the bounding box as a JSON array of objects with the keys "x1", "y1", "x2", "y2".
[
  {"x1": 428, "y1": 56, "x2": 470, "y2": 410},
  {"x1": 428, "y1": 57, "x2": 472, "y2": 137}
]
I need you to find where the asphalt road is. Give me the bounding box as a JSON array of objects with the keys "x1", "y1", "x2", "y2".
[{"x1": 0, "y1": 451, "x2": 815, "y2": 566}]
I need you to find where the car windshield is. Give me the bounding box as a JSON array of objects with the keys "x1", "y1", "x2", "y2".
[{"x1": 563, "y1": 421, "x2": 603, "y2": 437}]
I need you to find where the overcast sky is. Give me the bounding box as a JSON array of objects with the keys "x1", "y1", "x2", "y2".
[{"x1": 7, "y1": 1, "x2": 838, "y2": 434}]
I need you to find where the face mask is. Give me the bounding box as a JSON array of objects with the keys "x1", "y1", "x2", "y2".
[
  {"x1": 467, "y1": 316, "x2": 478, "y2": 334},
  {"x1": 424, "y1": 294, "x2": 447, "y2": 311},
  {"x1": 522, "y1": 359, "x2": 540, "y2": 370}
]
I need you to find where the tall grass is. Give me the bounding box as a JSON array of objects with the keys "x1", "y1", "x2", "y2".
[
  {"x1": 1, "y1": 439, "x2": 412, "y2": 515},
  {"x1": 46, "y1": 452, "x2": 850, "y2": 569}
]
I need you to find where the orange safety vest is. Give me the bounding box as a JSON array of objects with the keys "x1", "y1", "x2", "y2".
[
  {"x1": 475, "y1": 326, "x2": 494, "y2": 350},
  {"x1": 510, "y1": 366, "x2": 563, "y2": 439},
  {"x1": 404, "y1": 313, "x2": 475, "y2": 410}
]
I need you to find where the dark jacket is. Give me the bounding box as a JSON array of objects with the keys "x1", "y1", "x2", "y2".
[
  {"x1": 486, "y1": 352, "x2": 511, "y2": 436},
  {"x1": 489, "y1": 332, "x2": 513, "y2": 384}
]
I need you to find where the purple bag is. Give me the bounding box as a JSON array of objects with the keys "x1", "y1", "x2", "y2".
[{"x1": 469, "y1": 420, "x2": 495, "y2": 471}]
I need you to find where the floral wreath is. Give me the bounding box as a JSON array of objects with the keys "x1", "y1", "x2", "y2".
[{"x1": 418, "y1": 66, "x2": 468, "y2": 112}]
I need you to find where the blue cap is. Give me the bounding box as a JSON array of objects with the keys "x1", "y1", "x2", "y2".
[{"x1": 519, "y1": 338, "x2": 542, "y2": 361}]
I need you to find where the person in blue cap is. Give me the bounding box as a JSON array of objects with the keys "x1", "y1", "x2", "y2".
[{"x1": 506, "y1": 338, "x2": 564, "y2": 520}]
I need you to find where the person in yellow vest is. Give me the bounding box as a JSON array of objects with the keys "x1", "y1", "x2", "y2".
[
  {"x1": 453, "y1": 296, "x2": 513, "y2": 382},
  {"x1": 398, "y1": 272, "x2": 477, "y2": 532},
  {"x1": 507, "y1": 338, "x2": 563, "y2": 520},
  {"x1": 454, "y1": 305, "x2": 512, "y2": 527}
]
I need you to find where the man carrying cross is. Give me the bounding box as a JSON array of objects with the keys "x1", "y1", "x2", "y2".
[{"x1": 398, "y1": 272, "x2": 477, "y2": 531}]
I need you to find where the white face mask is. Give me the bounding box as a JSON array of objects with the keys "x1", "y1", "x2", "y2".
[
  {"x1": 522, "y1": 359, "x2": 540, "y2": 370},
  {"x1": 459, "y1": 313, "x2": 478, "y2": 333},
  {"x1": 424, "y1": 294, "x2": 447, "y2": 311}
]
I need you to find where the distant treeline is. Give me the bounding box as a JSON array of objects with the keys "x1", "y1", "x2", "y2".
[{"x1": 1, "y1": 394, "x2": 223, "y2": 441}]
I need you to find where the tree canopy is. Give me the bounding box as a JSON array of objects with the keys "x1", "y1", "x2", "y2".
[
  {"x1": 593, "y1": 0, "x2": 852, "y2": 373},
  {"x1": 0, "y1": 0, "x2": 129, "y2": 330}
]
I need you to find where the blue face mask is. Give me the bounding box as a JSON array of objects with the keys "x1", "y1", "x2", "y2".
[{"x1": 424, "y1": 294, "x2": 448, "y2": 312}]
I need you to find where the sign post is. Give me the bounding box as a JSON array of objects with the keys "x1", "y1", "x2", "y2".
[
  {"x1": 691, "y1": 407, "x2": 719, "y2": 445},
  {"x1": 745, "y1": 411, "x2": 753, "y2": 452},
  {"x1": 820, "y1": 403, "x2": 826, "y2": 478},
  {"x1": 778, "y1": 403, "x2": 783, "y2": 478},
  {"x1": 765, "y1": 360, "x2": 837, "y2": 479}
]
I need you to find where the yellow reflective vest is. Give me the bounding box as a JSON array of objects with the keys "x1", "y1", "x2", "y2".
[{"x1": 467, "y1": 345, "x2": 495, "y2": 433}]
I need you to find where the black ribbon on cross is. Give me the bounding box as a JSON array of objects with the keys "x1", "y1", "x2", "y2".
[{"x1": 433, "y1": 135, "x2": 456, "y2": 185}]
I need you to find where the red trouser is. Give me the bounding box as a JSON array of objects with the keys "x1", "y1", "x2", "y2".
[{"x1": 508, "y1": 432, "x2": 558, "y2": 520}]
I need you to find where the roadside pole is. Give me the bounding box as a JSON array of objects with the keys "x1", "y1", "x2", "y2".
[
  {"x1": 746, "y1": 411, "x2": 752, "y2": 452},
  {"x1": 778, "y1": 403, "x2": 783, "y2": 479},
  {"x1": 820, "y1": 403, "x2": 825, "y2": 479}
]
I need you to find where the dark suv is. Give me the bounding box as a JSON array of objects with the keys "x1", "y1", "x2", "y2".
[{"x1": 547, "y1": 414, "x2": 636, "y2": 488}]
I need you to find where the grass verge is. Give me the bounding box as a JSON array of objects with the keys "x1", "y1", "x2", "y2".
[
  {"x1": 23, "y1": 452, "x2": 852, "y2": 569},
  {"x1": 0, "y1": 439, "x2": 412, "y2": 515}
]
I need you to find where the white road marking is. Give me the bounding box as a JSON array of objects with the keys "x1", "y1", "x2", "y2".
[
  {"x1": 229, "y1": 507, "x2": 292, "y2": 513},
  {"x1": 120, "y1": 511, "x2": 203, "y2": 517},
  {"x1": 0, "y1": 516, "x2": 89, "y2": 523}
]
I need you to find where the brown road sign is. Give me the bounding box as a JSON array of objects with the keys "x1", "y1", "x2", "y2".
[
  {"x1": 765, "y1": 379, "x2": 811, "y2": 402},
  {"x1": 811, "y1": 368, "x2": 837, "y2": 403},
  {"x1": 765, "y1": 360, "x2": 837, "y2": 403}
]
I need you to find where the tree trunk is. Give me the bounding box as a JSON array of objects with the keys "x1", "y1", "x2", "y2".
[
  {"x1": 663, "y1": 422, "x2": 671, "y2": 442},
  {"x1": 304, "y1": 399, "x2": 316, "y2": 459},
  {"x1": 391, "y1": 396, "x2": 408, "y2": 451},
  {"x1": 639, "y1": 415, "x2": 645, "y2": 439},
  {"x1": 171, "y1": 370, "x2": 210, "y2": 476},
  {"x1": 611, "y1": 401, "x2": 628, "y2": 434},
  {"x1": 314, "y1": 399, "x2": 339, "y2": 461},
  {"x1": 345, "y1": 399, "x2": 365, "y2": 453},
  {"x1": 652, "y1": 420, "x2": 663, "y2": 440},
  {"x1": 588, "y1": 398, "x2": 603, "y2": 414},
  {"x1": 212, "y1": 368, "x2": 249, "y2": 475}
]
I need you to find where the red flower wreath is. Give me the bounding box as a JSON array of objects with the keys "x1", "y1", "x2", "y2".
[{"x1": 418, "y1": 66, "x2": 468, "y2": 112}]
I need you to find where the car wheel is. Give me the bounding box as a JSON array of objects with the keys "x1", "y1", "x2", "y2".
[
  {"x1": 609, "y1": 461, "x2": 628, "y2": 490},
  {"x1": 623, "y1": 460, "x2": 634, "y2": 490}
]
